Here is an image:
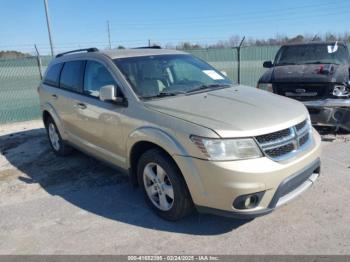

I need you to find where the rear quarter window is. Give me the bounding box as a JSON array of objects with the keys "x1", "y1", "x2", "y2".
[
  {"x1": 43, "y1": 63, "x2": 63, "y2": 87},
  {"x1": 60, "y1": 61, "x2": 85, "y2": 92}
]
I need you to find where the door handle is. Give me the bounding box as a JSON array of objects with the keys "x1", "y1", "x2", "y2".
[
  {"x1": 76, "y1": 103, "x2": 87, "y2": 110},
  {"x1": 52, "y1": 94, "x2": 58, "y2": 99}
]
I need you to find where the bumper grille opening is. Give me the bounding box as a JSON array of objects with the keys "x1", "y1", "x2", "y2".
[{"x1": 268, "y1": 159, "x2": 321, "y2": 209}]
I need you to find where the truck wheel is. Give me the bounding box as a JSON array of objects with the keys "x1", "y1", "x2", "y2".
[
  {"x1": 137, "y1": 149, "x2": 193, "y2": 221},
  {"x1": 45, "y1": 117, "x2": 73, "y2": 156}
]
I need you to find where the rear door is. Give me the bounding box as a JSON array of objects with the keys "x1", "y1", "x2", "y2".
[
  {"x1": 40, "y1": 63, "x2": 64, "y2": 115},
  {"x1": 54, "y1": 60, "x2": 86, "y2": 137}
]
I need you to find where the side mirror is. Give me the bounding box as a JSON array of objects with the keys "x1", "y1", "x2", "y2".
[
  {"x1": 263, "y1": 61, "x2": 273, "y2": 68},
  {"x1": 100, "y1": 85, "x2": 126, "y2": 105}
]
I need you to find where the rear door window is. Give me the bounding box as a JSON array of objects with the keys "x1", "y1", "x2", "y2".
[
  {"x1": 59, "y1": 61, "x2": 85, "y2": 92},
  {"x1": 43, "y1": 63, "x2": 63, "y2": 87}
]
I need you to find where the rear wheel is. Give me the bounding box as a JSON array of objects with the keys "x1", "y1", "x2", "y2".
[
  {"x1": 137, "y1": 149, "x2": 193, "y2": 221},
  {"x1": 45, "y1": 116, "x2": 73, "y2": 156}
]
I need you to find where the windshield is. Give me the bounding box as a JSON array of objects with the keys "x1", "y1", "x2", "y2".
[
  {"x1": 114, "y1": 54, "x2": 232, "y2": 99},
  {"x1": 275, "y1": 44, "x2": 349, "y2": 65}
]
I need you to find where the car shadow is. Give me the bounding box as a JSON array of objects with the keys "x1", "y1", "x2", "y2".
[{"x1": 0, "y1": 128, "x2": 249, "y2": 235}]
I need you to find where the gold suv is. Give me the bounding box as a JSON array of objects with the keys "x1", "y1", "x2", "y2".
[{"x1": 39, "y1": 47, "x2": 321, "y2": 221}]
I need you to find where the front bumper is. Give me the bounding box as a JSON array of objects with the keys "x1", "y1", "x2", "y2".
[
  {"x1": 303, "y1": 99, "x2": 350, "y2": 131},
  {"x1": 173, "y1": 131, "x2": 321, "y2": 218},
  {"x1": 196, "y1": 159, "x2": 320, "y2": 219}
]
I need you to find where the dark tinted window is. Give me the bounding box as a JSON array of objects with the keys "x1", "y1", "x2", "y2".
[
  {"x1": 60, "y1": 61, "x2": 84, "y2": 92},
  {"x1": 44, "y1": 63, "x2": 63, "y2": 87},
  {"x1": 275, "y1": 44, "x2": 350, "y2": 65},
  {"x1": 84, "y1": 61, "x2": 116, "y2": 97}
]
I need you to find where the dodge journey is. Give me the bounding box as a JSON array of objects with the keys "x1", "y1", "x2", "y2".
[{"x1": 38, "y1": 47, "x2": 321, "y2": 220}]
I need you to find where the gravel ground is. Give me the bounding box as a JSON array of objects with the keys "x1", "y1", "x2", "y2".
[{"x1": 0, "y1": 120, "x2": 349, "y2": 255}]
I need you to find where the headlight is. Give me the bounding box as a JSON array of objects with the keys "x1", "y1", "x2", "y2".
[
  {"x1": 257, "y1": 83, "x2": 273, "y2": 92},
  {"x1": 333, "y1": 85, "x2": 350, "y2": 97},
  {"x1": 190, "y1": 136, "x2": 263, "y2": 161}
]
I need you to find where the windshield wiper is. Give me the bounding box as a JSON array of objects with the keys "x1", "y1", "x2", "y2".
[
  {"x1": 303, "y1": 61, "x2": 339, "y2": 65},
  {"x1": 186, "y1": 84, "x2": 231, "y2": 94},
  {"x1": 142, "y1": 91, "x2": 186, "y2": 99},
  {"x1": 275, "y1": 62, "x2": 299, "y2": 66}
]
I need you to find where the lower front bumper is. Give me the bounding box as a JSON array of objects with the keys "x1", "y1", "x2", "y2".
[
  {"x1": 196, "y1": 158, "x2": 321, "y2": 219},
  {"x1": 303, "y1": 99, "x2": 350, "y2": 131}
]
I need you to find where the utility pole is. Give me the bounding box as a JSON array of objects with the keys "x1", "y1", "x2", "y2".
[
  {"x1": 107, "y1": 20, "x2": 112, "y2": 49},
  {"x1": 43, "y1": 0, "x2": 54, "y2": 57},
  {"x1": 237, "y1": 36, "x2": 245, "y2": 84}
]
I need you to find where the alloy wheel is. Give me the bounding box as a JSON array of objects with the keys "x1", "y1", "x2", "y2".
[
  {"x1": 143, "y1": 162, "x2": 174, "y2": 211},
  {"x1": 48, "y1": 123, "x2": 60, "y2": 151}
]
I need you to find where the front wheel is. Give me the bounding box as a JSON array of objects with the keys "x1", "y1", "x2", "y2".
[{"x1": 137, "y1": 149, "x2": 193, "y2": 221}]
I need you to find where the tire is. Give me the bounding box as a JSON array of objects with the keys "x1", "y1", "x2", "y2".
[
  {"x1": 137, "y1": 148, "x2": 193, "y2": 221},
  {"x1": 45, "y1": 116, "x2": 73, "y2": 156}
]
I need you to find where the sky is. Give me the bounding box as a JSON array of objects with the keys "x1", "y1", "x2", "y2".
[{"x1": 0, "y1": 0, "x2": 349, "y2": 55}]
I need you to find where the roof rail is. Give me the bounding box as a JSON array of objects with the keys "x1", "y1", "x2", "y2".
[
  {"x1": 133, "y1": 45, "x2": 161, "y2": 49},
  {"x1": 55, "y1": 47, "x2": 99, "y2": 58}
]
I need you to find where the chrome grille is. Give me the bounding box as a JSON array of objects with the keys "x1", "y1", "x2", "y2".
[
  {"x1": 265, "y1": 143, "x2": 295, "y2": 158},
  {"x1": 255, "y1": 119, "x2": 312, "y2": 161},
  {"x1": 295, "y1": 119, "x2": 307, "y2": 132},
  {"x1": 255, "y1": 128, "x2": 292, "y2": 144},
  {"x1": 299, "y1": 132, "x2": 310, "y2": 147}
]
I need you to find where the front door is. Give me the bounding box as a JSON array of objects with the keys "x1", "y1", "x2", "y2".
[{"x1": 71, "y1": 60, "x2": 127, "y2": 168}]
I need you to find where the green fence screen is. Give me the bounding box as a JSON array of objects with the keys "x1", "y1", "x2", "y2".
[
  {"x1": 0, "y1": 56, "x2": 51, "y2": 123},
  {"x1": 0, "y1": 43, "x2": 349, "y2": 124},
  {"x1": 187, "y1": 48, "x2": 239, "y2": 81}
]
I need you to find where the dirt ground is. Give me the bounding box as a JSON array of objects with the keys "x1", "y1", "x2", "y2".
[{"x1": 0, "y1": 120, "x2": 349, "y2": 255}]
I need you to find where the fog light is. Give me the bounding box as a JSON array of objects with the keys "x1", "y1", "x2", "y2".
[
  {"x1": 233, "y1": 192, "x2": 265, "y2": 210},
  {"x1": 244, "y1": 195, "x2": 258, "y2": 209}
]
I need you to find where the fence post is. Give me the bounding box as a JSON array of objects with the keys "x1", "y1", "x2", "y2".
[
  {"x1": 34, "y1": 45, "x2": 43, "y2": 80},
  {"x1": 236, "y1": 36, "x2": 245, "y2": 84}
]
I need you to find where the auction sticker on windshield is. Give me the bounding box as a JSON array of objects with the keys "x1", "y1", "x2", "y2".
[{"x1": 203, "y1": 70, "x2": 224, "y2": 80}]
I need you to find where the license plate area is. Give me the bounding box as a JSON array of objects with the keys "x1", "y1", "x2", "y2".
[{"x1": 285, "y1": 92, "x2": 318, "y2": 97}]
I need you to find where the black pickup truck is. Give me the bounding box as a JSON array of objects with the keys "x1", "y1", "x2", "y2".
[{"x1": 257, "y1": 42, "x2": 350, "y2": 132}]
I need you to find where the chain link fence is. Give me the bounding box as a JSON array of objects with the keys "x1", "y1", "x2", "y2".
[
  {"x1": 1, "y1": 44, "x2": 349, "y2": 124},
  {"x1": 0, "y1": 56, "x2": 51, "y2": 123}
]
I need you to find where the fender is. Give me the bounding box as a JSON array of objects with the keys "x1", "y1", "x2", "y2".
[
  {"x1": 41, "y1": 102, "x2": 68, "y2": 141},
  {"x1": 126, "y1": 126, "x2": 188, "y2": 168},
  {"x1": 126, "y1": 126, "x2": 207, "y2": 204}
]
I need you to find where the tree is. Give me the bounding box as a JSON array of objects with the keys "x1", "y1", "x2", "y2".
[{"x1": 0, "y1": 50, "x2": 29, "y2": 58}]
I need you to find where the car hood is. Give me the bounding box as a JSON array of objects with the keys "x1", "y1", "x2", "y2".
[
  {"x1": 144, "y1": 86, "x2": 308, "y2": 138},
  {"x1": 270, "y1": 64, "x2": 349, "y2": 83}
]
